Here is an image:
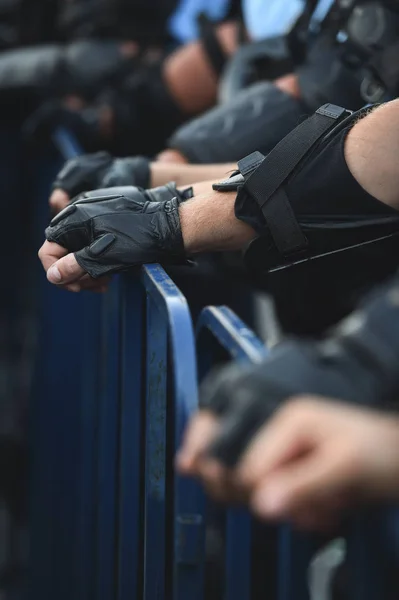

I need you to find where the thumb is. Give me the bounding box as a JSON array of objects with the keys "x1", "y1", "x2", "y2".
[
  {"x1": 251, "y1": 448, "x2": 352, "y2": 520},
  {"x1": 47, "y1": 252, "x2": 86, "y2": 284}
]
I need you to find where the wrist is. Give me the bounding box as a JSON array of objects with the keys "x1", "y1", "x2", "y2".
[{"x1": 179, "y1": 190, "x2": 256, "y2": 254}]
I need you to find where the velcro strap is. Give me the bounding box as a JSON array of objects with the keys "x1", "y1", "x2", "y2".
[
  {"x1": 242, "y1": 103, "x2": 349, "y2": 256},
  {"x1": 198, "y1": 13, "x2": 227, "y2": 77}
]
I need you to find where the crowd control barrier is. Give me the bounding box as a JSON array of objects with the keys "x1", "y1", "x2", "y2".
[{"x1": 29, "y1": 130, "x2": 399, "y2": 600}]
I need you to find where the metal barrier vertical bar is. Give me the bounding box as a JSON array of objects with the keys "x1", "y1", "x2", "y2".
[
  {"x1": 196, "y1": 306, "x2": 267, "y2": 600},
  {"x1": 31, "y1": 129, "x2": 86, "y2": 600},
  {"x1": 278, "y1": 527, "x2": 315, "y2": 600},
  {"x1": 50, "y1": 128, "x2": 104, "y2": 600},
  {"x1": 77, "y1": 293, "x2": 102, "y2": 600},
  {"x1": 117, "y1": 276, "x2": 144, "y2": 600},
  {"x1": 143, "y1": 291, "x2": 168, "y2": 600},
  {"x1": 347, "y1": 509, "x2": 398, "y2": 600},
  {"x1": 141, "y1": 265, "x2": 205, "y2": 600},
  {"x1": 95, "y1": 280, "x2": 121, "y2": 600}
]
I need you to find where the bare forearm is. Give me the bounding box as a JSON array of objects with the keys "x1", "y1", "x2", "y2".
[
  {"x1": 150, "y1": 162, "x2": 236, "y2": 188},
  {"x1": 179, "y1": 190, "x2": 256, "y2": 254},
  {"x1": 177, "y1": 100, "x2": 399, "y2": 257}
]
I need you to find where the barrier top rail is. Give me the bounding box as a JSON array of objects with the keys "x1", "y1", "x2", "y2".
[{"x1": 197, "y1": 305, "x2": 267, "y2": 364}]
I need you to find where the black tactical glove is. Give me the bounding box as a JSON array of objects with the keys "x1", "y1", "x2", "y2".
[
  {"x1": 52, "y1": 152, "x2": 151, "y2": 199},
  {"x1": 77, "y1": 182, "x2": 189, "y2": 204},
  {"x1": 201, "y1": 272, "x2": 399, "y2": 467},
  {"x1": 45, "y1": 184, "x2": 193, "y2": 278}
]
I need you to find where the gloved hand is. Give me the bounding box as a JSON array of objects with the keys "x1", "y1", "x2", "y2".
[
  {"x1": 78, "y1": 181, "x2": 190, "y2": 204},
  {"x1": 52, "y1": 152, "x2": 151, "y2": 199},
  {"x1": 201, "y1": 273, "x2": 399, "y2": 467},
  {"x1": 45, "y1": 185, "x2": 191, "y2": 278}
]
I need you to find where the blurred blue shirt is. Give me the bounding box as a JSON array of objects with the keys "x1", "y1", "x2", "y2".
[
  {"x1": 169, "y1": 0, "x2": 335, "y2": 44},
  {"x1": 243, "y1": 0, "x2": 304, "y2": 40},
  {"x1": 169, "y1": 0, "x2": 230, "y2": 43}
]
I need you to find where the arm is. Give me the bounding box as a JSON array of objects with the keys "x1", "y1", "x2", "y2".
[
  {"x1": 151, "y1": 162, "x2": 236, "y2": 189},
  {"x1": 40, "y1": 99, "x2": 399, "y2": 289},
  {"x1": 50, "y1": 156, "x2": 236, "y2": 213}
]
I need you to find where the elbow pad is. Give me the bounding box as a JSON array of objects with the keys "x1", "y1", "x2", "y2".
[
  {"x1": 203, "y1": 271, "x2": 399, "y2": 467},
  {"x1": 213, "y1": 103, "x2": 399, "y2": 274},
  {"x1": 168, "y1": 81, "x2": 309, "y2": 164},
  {"x1": 212, "y1": 103, "x2": 399, "y2": 334}
]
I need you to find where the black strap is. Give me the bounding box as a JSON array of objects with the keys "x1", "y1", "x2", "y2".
[
  {"x1": 287, "y1": 0, "x2": 319, "y2": 62},
  {"x1": 198, "y1": 12, "x2": 227, "y2": 77},
  {"x1": 240, "y1": 103, "x2": 349, "y2": 256}
]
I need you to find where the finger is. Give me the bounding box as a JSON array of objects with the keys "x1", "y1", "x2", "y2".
[
  {"x1": 64, "y1": 282, "x2": 109, "y2": 294},
  {"x1": 50, "y1": 189, "x2": 70, "y2": 213},
  {"x1": 249, "y1": 447, "x2": 355, "y2": 521},
  {"x1": 63, "y1": 281, "x2": 109, "y2": 294},
  {"x1": 236, "y1": 402, "x2": 314, "y2": 488},
  {"x1": 57, "y1": 272, "x2": 110, "y2": 293},
  {"x1": 289, "y1": 505, "x2": 342, "y2": 533},
  {"x1": 198, "y1": 459, "x2": 247, "y2": 504},
  {"x1": 176, "y1": 411, "x2": 220, "y2": 475},
  {"x1": 75, "y1": 273, "x2": 111, "y2": 291},
  {"x1": 38, "y1": 241, "x2": 68, "y2": 272},
  {"x1": 47, "y1": 253, "x2": 86, "y2": 285}
]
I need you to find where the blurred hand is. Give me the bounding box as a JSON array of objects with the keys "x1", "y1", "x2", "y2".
[
  {"x1": 178, "y1": 397, "x2": 399, "y2": 530},
  {"x1": 274, "y1": 73, "x2": 301, "y2": 99}
]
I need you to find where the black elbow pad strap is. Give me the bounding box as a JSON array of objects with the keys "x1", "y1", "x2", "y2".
[
  {"x1": 213, "y1": 104, "x2": 399, "y2": 272},
  {"x1": 214, "y1": 103, "x2": 353, "y2": 255}
]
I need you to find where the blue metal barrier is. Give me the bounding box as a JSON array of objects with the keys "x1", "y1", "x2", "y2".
[
  {"x1": 196, "y1": 307, "x2": 319, "y2": 600},
  {"x1": 197, "y1": 306, "x2": 267, "y2": 600},
  {"x1": 117, "y1": 266, "x2": 205, "y2": 600}
]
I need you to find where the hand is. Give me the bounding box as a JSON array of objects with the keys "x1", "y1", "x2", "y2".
[
  {"x1": 40, "y1": 186, "x2": 186, "y2": 285},
  {"x1": 50, "y1": 152, "x2": 151, "y2": 213},
  {"x1": 273, "y1": 73, "x2": 301, "y2": 99},
  {"x1": 235, "y1": 397, "x2": 399, "y2": 529},
  {"x1": 37, "y1": 240, "x2": 110, "y2": 293},
  {"x1": 178, "y1": 395, "x2": 399, "y2": 530},
  {"x1": 177, "y1": 363, "x2": 266, "y2": 504}
]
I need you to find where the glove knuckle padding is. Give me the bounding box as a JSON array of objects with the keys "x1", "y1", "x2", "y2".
[
  {"x1": 45, "y1": 187, "x2": 185, "y2": 278},
  {"x1": 53, "y1": 154, "x2": 151, "y2": 199},
  {"x1": 101, "y1": 156, "x2": 151, "y2": 190},
  {"x1": 168, "y1": 82, "x2": 307, "y2": 164},
  {"x1": 53, "y1": 152, "x2": 113, "y2": 197}
]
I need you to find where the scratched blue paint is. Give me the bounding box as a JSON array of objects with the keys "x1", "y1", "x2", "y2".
[{"x1": 142, "y1": 265, "x2": 205, "y2": 600}]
